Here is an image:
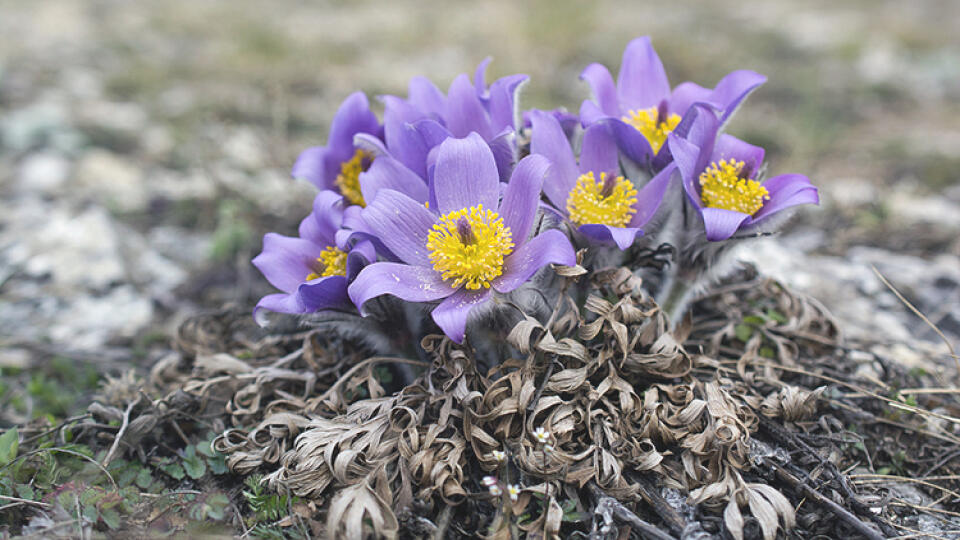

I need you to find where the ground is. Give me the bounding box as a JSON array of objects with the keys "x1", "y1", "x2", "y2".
[{"x1": 0, "y1": 1, "x2": 959, "y2": 538}]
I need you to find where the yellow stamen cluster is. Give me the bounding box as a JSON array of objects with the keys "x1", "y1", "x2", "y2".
[
  {"x1": 426, "y1": 205, "x2": 514, "y2": 290},
  {"x1": 699, "y1": 159, "x2": 770, "y2": 215},
  {"x1": 621, "y1": 107, "x2": 681, "y2": 154},
  {"x1": 306, "y1": 246, "x2": 348, "y2": 281},
  {"x1": 335, "y1": 149, "x2": 372, "y2": 207},
  {"x1": 565, "y1": 172, "x2": 638, "y2": 228}
]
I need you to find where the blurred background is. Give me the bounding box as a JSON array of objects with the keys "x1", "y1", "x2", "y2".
[{"x1": 1, "y1": 0, "x2": 958, "y2": 422}]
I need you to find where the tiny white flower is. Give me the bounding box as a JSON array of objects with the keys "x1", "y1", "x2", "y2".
[
  {"x1": 532, "y1": 426, "x2": 550, "y2": 443},
  {"x1": 507, "y1": 484, "x2": 521, "y2": 501},
  {"x1": 488, "y1": 484, "x2": 503, "y2": 496},
  {"x1": 544, "y1": 444, "x2": 554, "y2": 452},
  {"x1": 482, "y1": 475, "x2": 498, "y2": 487},
  {"x1": 492, "y1": 450, "x2": 506, "y2": 462}
]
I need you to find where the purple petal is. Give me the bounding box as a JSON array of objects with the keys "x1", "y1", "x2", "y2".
[
  {"x1": 253, "y1": 279, "x2": 364, "y2": 322},
  {"x1": 609, "y1": 118, "x2": 654, "y2": 166},
  {"x1": 361, "y1": 189, "x2": 437, "y2": 266},
  {"x1": 711, "y1": 70, "x2": 767, "y2": 125},
  {"x1": 353, "y1": 132, "x2": 388, "y2": 156},
  {"x1": 579, "y1": 99, "x2": 608, "y2": 126},
  {"x1": 254, "y1": 293, "x2": 304, "y2": 322},
  {"x1": 474, "y1": 57, "x2": 493, "y2": 96},
  {"x1": 382, "y1": 95, "x2": 429, "y2": 178},
  {"x1": 669, "y1": 81, "x2": 712, "y2": 117},
  {"x1": 488, "y1": 128, "x2": 517, "y2": 183},
  {"x1": 617, "y1": 37, "x2": 671, "y2": 112},
  {"x1": 751, "y1": 174, "x2": 819, "y2": 222},
  {"x1": 579, "y1": 123, "x2": 619, "y2": 176},
  {"x1": 701, "y1": 207, "x2": 750, "y2": 241},
  {"x1": 252, "y1": 234, "x2": 322, "y2": 294},
  {"x1": 328, "y1": 92, "x2": 381, "y2": 151},
  {"x1": 254, "y1": 282, "x2": 352, "y2": 321},
  {"x1": 445, "y1": 74, "x2": 493, "y2": 140},
  {"x1": 431, "y1": 288, "x2": 492, "y2": 344},
  {"x1": 298, "y1": 190, "x2": 343, "y2": 246},
  {"x1": 488, "y1": 74, "x2": 528, "y2": 133},
  {"x1": 408, "y1": 76, "x2": 446, "y2": 119},
  {"x1": 711, "y1": 134, "x2": 765, "y2": 176},
  {"x1": 433, "y1": 133, "x2": 500, "y2": 214},
  {"x1": 580, "y1": 63, "x2": 620, "y2": 118},
  {"x1": 499, "y1": 154, "x2": 549, "y2": 246},
  {"x1": 653, "y1": 102, "x2": 720, "y2": 170},
  {"x1": 530, "y1": 110, "x2": 577, "y2": 208},
  {"x1": 291, "y1": 146, "x2": 340, "y2": 191},
  {"x1": 578, "y1": 224, "x2": 642, "y2": 250},
  {"x1": 345, "y1": 240, "x2": 376, "y2": 281},
  {"x1": 666, "y1": 133, "x2": 704, "y2": 209},
  {"x1": 359, "y1": 155, "x2": 428, "y2": 205},
  {"x1": 348, "y1": 262, "x2": 452, "y2": 315},
  {"x1": 493, "y1": 229, "x2": 576, "y2": 293},
  {"x1": 630, "y1": 162, "x2": 677, "y2": 227}
]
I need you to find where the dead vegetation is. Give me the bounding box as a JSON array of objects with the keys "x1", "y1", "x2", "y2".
[{"x1": 9, "y1": 264, "x2": 959, "y2": 538}]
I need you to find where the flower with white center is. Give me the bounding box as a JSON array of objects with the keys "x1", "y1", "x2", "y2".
[{"x1": 482, "y1": 475, "x2": 498, "y2": 487}]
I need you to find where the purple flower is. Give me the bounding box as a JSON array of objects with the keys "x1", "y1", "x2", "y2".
[
  {"x1": 252, "y1": 190, "x2": 375, "y2": 322},
  {"x1": 291, "y1": 92, "x2": 382, "y2": 206},
  {"x1": 530, "y1": 110, "x2": 676, "y2": 250},
  {"x1": 348, "y1": 133, "x2": 576, "y2": 343},
  {"x1": 667, "y1": 106, "x2": 819, "y2": 241},
  {"x1": 580, "y1": 36, "x2": 766, "y2": 168},
  {"x1": 366, "y1": 60, "x2": 528, "y2": 183}
]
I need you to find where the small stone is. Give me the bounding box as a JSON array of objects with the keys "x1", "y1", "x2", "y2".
[
  {"x1": 74, "y1": 149, "x2": 147, "y2": 212},
  {"x1": 18, "y1": 151, "x2": 70, "y2": 193}
]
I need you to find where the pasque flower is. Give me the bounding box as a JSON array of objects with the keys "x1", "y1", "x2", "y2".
[
  {"x1": 348, "y1": 133, "x2": 576, "y2": 343},
  {"x1": 667, "y1": 105, "x2": 819, "y2": 241},
  {"x1": 529, "y1": 110, "x2": 676, "y2": 250},
  {"x1": 252, "y1": 190, "x2": 375, "y2": 322},
  {"x1": 367, "y1": 60, "x2": 527, "y2": 183},
  {"x1": 292, "y1": 92, "x2": 382, "y2": 206},
  {"x1": 580, "y1": 36, "x2": 766, "y2": 168}
]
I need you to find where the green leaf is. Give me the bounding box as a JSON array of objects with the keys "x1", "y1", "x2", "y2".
[
  {"x1": 159, "y1": 461, "x2": 185, "y2": 480},
  {"x1": 183, "y1": 446, "x2": 207, "y2": 479},
  {"x1": 205, "y1": 493, "x2": 230, "y2": 520},
  {"x1": 15, "y1": 483, "x2": 35, "y2": 500},
  {"x1": 135, "y1": 467, "x2": 154, "y2": 489},
  {"x1": 742, "y1": 315, "x2": 766, "y2": 326},
  {"x1": 734, "y1": 323, "x2": 754, "y2": 342},
  {"x1": 100, "y1": 507, "x2": 121, "y2": 529},
  {"x1": 765, "y1": 308, "x2": 788, "y2": 324},
  {"x1": 0, "y1": 428, "x2": 19, "y2": 466},
  {"x1": 207, "y1": 454, "x2": 228, "y2": 475}
]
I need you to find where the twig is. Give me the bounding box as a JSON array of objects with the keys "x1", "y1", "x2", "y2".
[
  {"x1": 432, "y1": 504, "x2": 453, "y2": 540},
  {"x1": 631, "y1": 475, "x2": 686, "y2": 537},
  {"x1": 0, "y1": 494, "x2": 51, "y2": 508},
  {"x1": 872, "y1": 266, "x2": 959, "y2": 372},
  {"x1": 311, "y1": 356, "x2": 428, "y2": 405},
  {"x1": 101, "y1": 396, "x2": 141, "y2": 468},
  {"x1": 589, "y1": 483, "x2": 676, "y2": 540},
  {"x1": 761, "y1": 458, "x2": 884, "y2": 540}
]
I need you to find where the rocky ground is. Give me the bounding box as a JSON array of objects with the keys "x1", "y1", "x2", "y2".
[{"x1": 1, "y1": 0, "x2": 959, "y2": 537}]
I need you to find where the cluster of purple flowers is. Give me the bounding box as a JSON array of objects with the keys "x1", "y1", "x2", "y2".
[{"x1": 253, "y1": 37, "x2": 819, "y2": 343}]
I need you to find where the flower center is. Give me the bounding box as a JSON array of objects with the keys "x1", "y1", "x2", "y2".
[
  {"x1": 335, "y1": 149, "x2": 372, "y2": 207},
  {"x1": 699, "y1": 159, "x2": 770, "y2": 215},
  {"x1": 621, "y1": 105, "x2": 681, "y2": 154},
  {"x1": 306, "y1": 246, "x2": 348, "y2": 281},
  {"x1": 426, "y1": 205, "x2": 514, "y2": 290},
  {"x1": 565, "y1": 171, "x2": 638, "y2": 228}
]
